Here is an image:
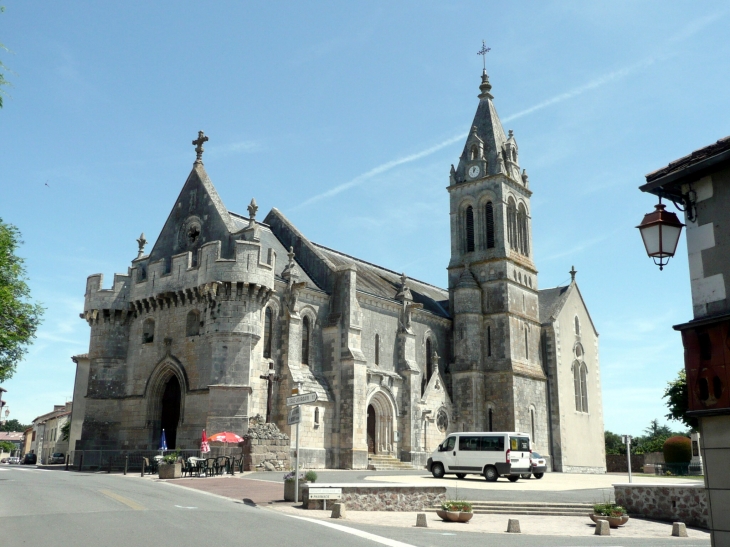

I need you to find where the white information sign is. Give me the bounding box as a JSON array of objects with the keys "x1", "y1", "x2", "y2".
[
  {"x1": 287, "y1": 406, "x2": 301, "y2": 425},
  {"x1": 308, "y1": 487, "x2": 342, "y2": 500},
  {"x1": 287, "y1": 392, "x2": 318, "y2": 406}
]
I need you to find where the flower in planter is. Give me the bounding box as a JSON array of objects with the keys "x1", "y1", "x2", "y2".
[
  {"x1": 593, "y1": 502, "x2": 627, "y2": 517},
  {"x1": 283, "y1": 471, "x2": 304, "y2": 482}
]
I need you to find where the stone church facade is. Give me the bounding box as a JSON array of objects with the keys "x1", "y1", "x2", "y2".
[{"x1": 73, "y1": 71, "x2": 606, "y2": 472}]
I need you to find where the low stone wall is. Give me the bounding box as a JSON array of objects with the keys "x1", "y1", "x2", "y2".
[
  {"x1": 613, "y1": 483, "x2": 709, "y2": 529},
  {"x1": 241, "y1": 419, "x2": 291, "y2": 472},
  {"x1": 302, "y1": 483, "x2": 446, "y2": 511},
  {"x1": 606, "y1": 454, "x2": 645, "y2": 473}
]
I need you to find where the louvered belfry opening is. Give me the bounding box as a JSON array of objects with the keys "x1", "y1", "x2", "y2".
[
  {"x1": 485, "y1": 202, "x2": 495, "y2": 248},
  {"x1": 465, "y1": 206, "x2": 475, "y2": 252}
]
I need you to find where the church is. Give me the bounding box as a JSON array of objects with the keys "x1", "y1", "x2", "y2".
[{"x1": 72, "y1": 69, "x2": 606, "y2": 473}]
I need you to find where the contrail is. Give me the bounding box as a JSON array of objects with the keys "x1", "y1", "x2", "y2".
[{"x1": 293, "y1": 12, "x2": 724, "y2": 210}]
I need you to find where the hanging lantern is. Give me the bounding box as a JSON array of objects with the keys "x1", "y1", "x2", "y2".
[{"x1": 637, "y1": 199, "x2": 685, "y2": 270}]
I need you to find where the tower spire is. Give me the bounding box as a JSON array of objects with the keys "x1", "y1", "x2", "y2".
[{"x1": 477, "y1": 41, "x2": 493, "y2": 99}]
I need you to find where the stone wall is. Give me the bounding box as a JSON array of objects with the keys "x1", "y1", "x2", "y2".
[
  {"x1": 614, "y1": 483, "x2": 709, "y2": 529},
  {"x1": 241, "y1": 419, "x2": 291, "y2": 471},
  {"x1": 606, "y1": 454, "x2": 644, "y2": 473},
  {"x1": 302, "y1": 483, "x2": 446, "y2": 511}
]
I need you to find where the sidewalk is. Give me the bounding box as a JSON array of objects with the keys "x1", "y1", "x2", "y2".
[
  {"x1": 164, "y1": 474, "x2": 285, "y2": 505},
  {"x1": 268, "y1": 504, "x2": 711, "y2": 539}
]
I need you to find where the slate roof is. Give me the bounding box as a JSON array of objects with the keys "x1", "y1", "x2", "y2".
[
  {"x1": 312, "y1": 244, "x2": 450, "y2": 319},
  {"x1": 538, "y1": 284, "x2": 571, "y2": 324}
]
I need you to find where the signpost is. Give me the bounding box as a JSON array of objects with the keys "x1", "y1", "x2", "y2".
[
  {"x1": 288, "y1": 388, "x2": 317, "y2": 504},
  {"x1": 622, "y1": 435, "x2": 633, "y2": 483},
  {"x1": 287, "y1": 392, "x2": 318, "y2": 406},
  {"x1": 308, "y1": 487, "x2": 342, "y2": 510}
]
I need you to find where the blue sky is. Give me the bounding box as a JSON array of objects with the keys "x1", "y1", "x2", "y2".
[{"x1": 2, "y1": 1, "x2": 729, "y2": 436}]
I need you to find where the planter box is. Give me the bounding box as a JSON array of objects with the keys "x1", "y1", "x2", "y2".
[
  {"x1": 284, "y1": 481, "x2": 307, "y2": 501},
  {"x1": 158, "y1": 462, "x2": 182, "y2": 479}
]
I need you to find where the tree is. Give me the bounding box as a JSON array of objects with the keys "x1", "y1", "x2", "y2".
[
  {"x1": 663, "y1": 369, "x2": 699, "y2": 431},
  {"x1": 0, "y1": 418, "x2": 29, "y2": 432},
  {"x1": 60, "y1": 420, "x2": 70, "y2": 442},
  {"x1": 0, "y1": 439, "x2": 15, "y2": 453},
  {"x1": 604, "y1": 430, "x2": 624, "y2": 455},
  {"x1": 0, "y1": 219, "x2": 44, "y2": 381},
  {"x1": 0, "y1": 6, "x2": 11, "y2": 108}
]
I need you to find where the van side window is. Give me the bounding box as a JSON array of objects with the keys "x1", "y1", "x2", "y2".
[
  {"x1": 458, "y1": 436, "x2": 480, "y2": 451},
  {"x1": 442, "y1": 437, "x2": 456, "y2": 451},
  {"x1": 480, "y1": 436, "x2": 504, "y2": 451}
]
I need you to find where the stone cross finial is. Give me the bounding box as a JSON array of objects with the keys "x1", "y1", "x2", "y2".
[
  {"x1": 136, "y1": 233, "x2": 147, "y2": 258},
  {"x1": 288, "y1": 246, "x2": 295, "y2": 267},
  {"x1": 248, "y1": 198, "x2": 258, "y2": 220},
  {"x1": 192, "y1": 131, "x2": 209, "y2": 164},
  {"x1": 508, "y1": 129, "x2": 514, "y2": 138},
  {"x1": 477, "y1": 40, "x2": 491, "y2": 70},
  {"x1": 570, "y1": 265, "x2": 577, "y2": 282}
]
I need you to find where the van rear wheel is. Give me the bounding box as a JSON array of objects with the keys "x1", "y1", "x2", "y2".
[
  {"x1": 455, "y1": 473, "x2": 466, "y2": 479},
  {"x1": 431, "y1": 463, "x2": 445, "y2": 478},
  {"x1": 508, "y1": 475, "x2": 519, "y2": 482},
  {"x1": 534, "y1": 473, "x2": 544, "y2": 479},
  {"x1": 483, "y1": 466, "x2": 498, "y2": 482}
]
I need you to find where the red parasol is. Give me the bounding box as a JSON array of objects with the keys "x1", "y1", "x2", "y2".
[
  {"x1": 201, "y1": 429, "x2": 210, "y2": 454},
  {"x1": 207, "y1": 431, "x2": 244, "y2": 444}
]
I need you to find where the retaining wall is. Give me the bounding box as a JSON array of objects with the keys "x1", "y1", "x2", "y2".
[
  {"x1": 302, "y1": 483, "x2": 446, "y2": 511},
  {"x1": 613, "y1": 483, "x2": 709, "y2": 529}
]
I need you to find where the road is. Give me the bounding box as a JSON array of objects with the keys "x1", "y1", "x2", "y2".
[{"x1": 0, "y1": 466, "x2": 710, "y2": 547}]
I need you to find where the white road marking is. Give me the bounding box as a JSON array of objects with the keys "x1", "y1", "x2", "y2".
[
  {"x1": 174, "y1": 505, "x2": 198, "y2": 509},
  {"x1": 286, "y1": 514, "x2": 418, "y2": 547}
]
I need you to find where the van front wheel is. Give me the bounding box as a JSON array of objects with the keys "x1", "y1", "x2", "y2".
[
  {"x1": 431, "y1": 463, "x2": 445, "y2": 478},
  {"x1": 534, "y1": 473, "x2": 544, "y2": 479},
  {"x1": 483, "y1": 466, "x2": 498, "y2": 482}
]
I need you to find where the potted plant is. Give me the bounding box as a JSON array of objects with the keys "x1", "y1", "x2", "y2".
[
  {"x1": 437, "y1": 500, "x2": 473, "y2": 522},
  {"x1": 283, "y1": 471, "x2": 305, "y2": 501},
  {"x1": 158, "y1": 451, "x2": 182, "y2": 479},
  {"x1": 590, "y1": 502, "x2": 629, "y2": 528}
]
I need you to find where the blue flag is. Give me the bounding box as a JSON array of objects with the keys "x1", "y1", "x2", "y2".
[{"x1": 160, "y1": 429, "x2": 168, "y2": 451}]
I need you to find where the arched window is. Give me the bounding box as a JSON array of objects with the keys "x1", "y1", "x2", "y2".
[
  {"x1": 374, "y1": 334, "x2": 380, "y2": 365},
  {"x1": 580, "y1": 363, "x2": 588, "y2": 412},
  {"x1": 574, "y1": 316, "x2": 580, "y2": 336},
  {"x1": 471, "y1": 145, "x2": 479, "y2": 160},
  {"x1": 263, "y1": 307, "x2": 273, "y2": 358},
  {"x1": 465, "y1": 206, "x2": 475, "y2": 253},
  {"x1": 517, "y1": 204, "x2": 528, "y2": 255},
  {"x1": 142, "y1": 318, "x2": 155, "y2": 344},
  {"x1": 426, "y1": 339, "x2": 433, "y2": 382},
  {"x1": 485, "y1": 202, "x2": 495, "y2": 249},
  {"x1": 488, "y1": 408, "x2": 494, "y2": 432},
  {"x1": 507, "y1": 198, "x2": 517, "y2": 250},
  {"x1": 186, "y1": 310, "x2": 200, "y2": 337},
  {"x1": 574, "y1": 362, "x2": 582, "y2": 412},
  {"x1": 525, "y1": 326, "x2": 529, "y2": 360},
  {"x1": 530, "y1": 408, "x2": 536, "y2": 442},
  {"x1": 301, "y1": 316, "x2": 310, "y2": 365},
  {"x1": 314, "y1": 407, "x2": 320, "y2": 426}
]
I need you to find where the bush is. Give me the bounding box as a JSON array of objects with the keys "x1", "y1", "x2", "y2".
[
  {"x1": 593, "y1": 502, "x2": 626, "y2": 517},
  {"x1": 441, "y1": 500, "x2": 472, "y2": 512},
  {"x1": 304, "y1": 470, "x2": 318, "y2": 483},
  {"x1": 663, "y1": 436, "x2": 691, "y2": 463}
]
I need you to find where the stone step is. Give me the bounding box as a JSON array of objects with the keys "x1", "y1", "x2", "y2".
[{"x1": 367, "y1": 455, "x2": 416, "y2": 471}]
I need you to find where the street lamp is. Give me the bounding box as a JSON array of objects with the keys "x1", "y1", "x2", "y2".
[{"x1": 637, "y1": 198, "x2": 685, "y2": 270}]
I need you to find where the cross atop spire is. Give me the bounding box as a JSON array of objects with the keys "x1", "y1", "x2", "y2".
[
  {"x1": 570, "y1": 265, "x2": 577, "y2": 282},
  {"x1": 192, "y1": 131, "x2": 209, "y2": 164},
  {"x1": 477, "y1": 40, "x2": 491, "y2": 71}
]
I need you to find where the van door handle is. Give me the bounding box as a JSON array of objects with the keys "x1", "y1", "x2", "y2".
[{"x1": 453, "y1": 451, "x2": 456, "y2": 456}]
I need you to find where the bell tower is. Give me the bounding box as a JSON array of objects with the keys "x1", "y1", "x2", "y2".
[{"x1": 448, "y1": 68, "x2": 547, "y2": 447}]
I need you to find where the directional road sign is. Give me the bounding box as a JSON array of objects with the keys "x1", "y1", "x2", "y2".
[
  {"x1": 287, "y1": 392, "x2": 318, "y2": 406},
  {"x1": 287, "y1": 405, "x2": 301, "y2": 425}
]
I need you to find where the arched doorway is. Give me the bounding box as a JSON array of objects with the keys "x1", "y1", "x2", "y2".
[
  {"x1": 160, "y1": 376, "x2": 181, "y2": 449},
  {"x1": 366, "y1": 390, "x2": 396, "y2": 456},
  {"x1": 367, "y1": 406, "x2": 376, "y2": 454}
]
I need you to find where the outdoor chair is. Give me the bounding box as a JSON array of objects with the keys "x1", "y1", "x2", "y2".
[
  {"x1": 204, "y1": 458, "x2": 217, "y2": 477},
  {"x1": 216, "y1": 456, "x2": 229, "y2": 475}
]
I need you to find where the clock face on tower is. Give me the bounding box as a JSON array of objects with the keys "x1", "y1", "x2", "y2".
[{"x1": 468, "y1": 165, "x2": 480, "y2": 179}]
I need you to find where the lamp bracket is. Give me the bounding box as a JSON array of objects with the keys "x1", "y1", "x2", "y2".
[{"x1": 671, "y1": 185, "x2": 697, "y2": 223}]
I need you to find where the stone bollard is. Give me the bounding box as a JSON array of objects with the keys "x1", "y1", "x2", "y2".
[
  {"x1": 416, "y1": 513, "x2": 428, "y2": 528},
  {"x1": 507, "y1": 519, "x2": 521, "y2": 533},
  {"x1": 331, "y1": 502, "x2": 347, "y2": 519},
  {"x1": 672, "y1": 522, "x2": 688, "y2": 537},
  {"x1": 595, "y1": 520, "x2": 610, "y2": 536}
]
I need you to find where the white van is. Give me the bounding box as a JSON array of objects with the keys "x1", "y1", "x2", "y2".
[{"x1": 426, "y1": 432, "x2": 532, "y2": 482}]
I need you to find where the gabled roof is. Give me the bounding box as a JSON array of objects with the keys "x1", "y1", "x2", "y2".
[{"x1": 538, "y1": 282, "x2": 599, "y2": 336}]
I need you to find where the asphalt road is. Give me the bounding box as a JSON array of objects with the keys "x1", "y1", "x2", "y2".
[{"x1": 0, "y1": 466, "x2": 709, "y2": 547}]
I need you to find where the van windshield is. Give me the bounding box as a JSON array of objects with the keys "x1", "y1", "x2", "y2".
[
  {"x1": 440, "y1": 437, "x2": 456, "y2": 451},
  {"x1": 509, "y1": 436, "x2": 530, "y2": 451}
]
